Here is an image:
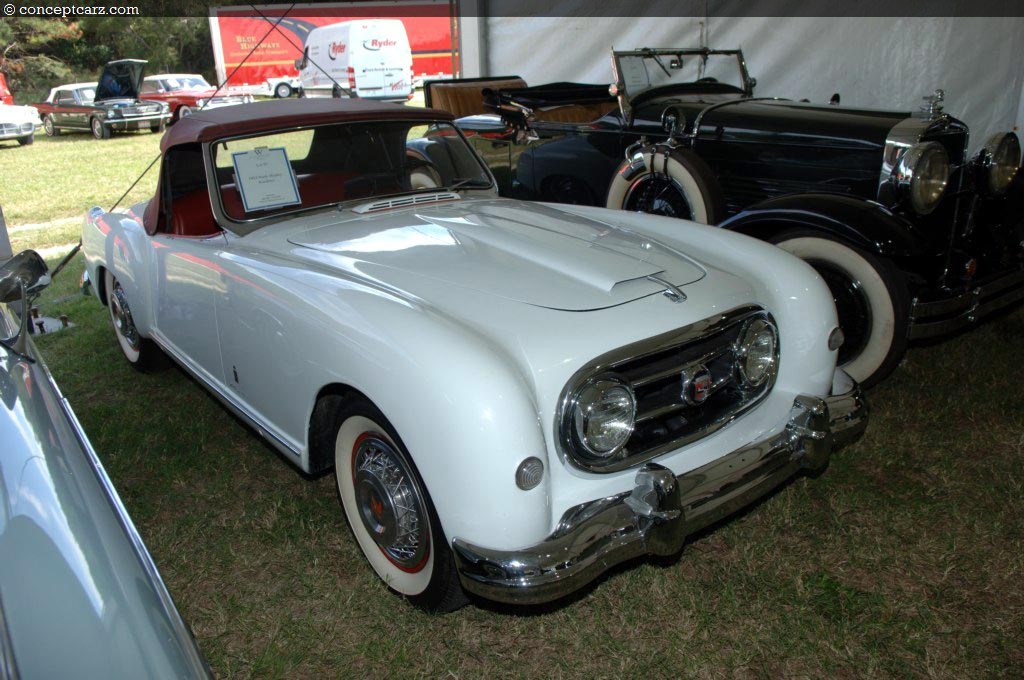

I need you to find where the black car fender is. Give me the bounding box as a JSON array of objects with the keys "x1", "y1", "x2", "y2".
[{"x1": 718, "y1": 193, "x2": 925, "y2": 259}]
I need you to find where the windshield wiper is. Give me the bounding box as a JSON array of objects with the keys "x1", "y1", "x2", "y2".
[{"x1": 446, "y1": 177, "x2": 492, "y2": 191}]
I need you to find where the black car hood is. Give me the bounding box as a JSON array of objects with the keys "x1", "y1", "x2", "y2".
[
  {"x1": 634, "y1": 95, "x2": 910, "y2": 150},
  {"x1": 700, "y1": 99, "x2": 911, "y2": 149},
  {"x1": 96, "y1": 59, "x2": 147, "y2": 101}
]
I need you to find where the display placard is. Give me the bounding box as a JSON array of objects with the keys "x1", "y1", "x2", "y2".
[{"x1": 231, "y1": 147, "x2": 301, "y2": 212}]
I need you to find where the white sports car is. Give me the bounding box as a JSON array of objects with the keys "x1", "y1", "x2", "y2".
[{"x1": 82, "y1": 99, "x2": 867, "y2": 610}]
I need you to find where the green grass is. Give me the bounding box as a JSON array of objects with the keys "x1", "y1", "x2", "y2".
[
  {"x1": 23, "y1": 248, "x2": 1024, "y2": 679},
  {"x1": 0, "y1": 129, "x2": 161, "y2": 226}
]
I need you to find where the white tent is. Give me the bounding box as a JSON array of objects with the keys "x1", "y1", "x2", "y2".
[{"x1": 459, "y1": 14, "x2": 1024, "y2": 152}]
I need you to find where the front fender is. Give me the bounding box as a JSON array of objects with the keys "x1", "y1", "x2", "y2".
[
  {"x1": 246, "y1": 261, "x2": 555, "y2": 551},
  {"x1": 82, "y1": 204, "x2": 154, "y2": 333},
  {"x1": 719, "y1": 193, "x2": 925, "y2": 258}
]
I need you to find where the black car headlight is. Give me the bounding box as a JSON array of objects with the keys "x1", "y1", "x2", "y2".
[
  {"x1": 734, "y1": 317, "x2": 779, "y2": 388},
  {"x1": 107, "y1": 109, "x2": 122, "y2": 119},
  {"x1": 568, "y1": 377, "x2": 636, "y2": 459},
  {"x1": 979, "y1": 132, "x2": 1020, "y2": 196},
  {"x1": 895, "y1": 141, "x2": 950, "y2": 214}
]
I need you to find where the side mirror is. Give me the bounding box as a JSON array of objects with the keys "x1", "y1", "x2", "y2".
[
  {"x1": 0, "y1": 250, "x2": 50, "y2": 356},
  {"x1": 0, "y1": 250, "x2": 50, "y2": 304}
]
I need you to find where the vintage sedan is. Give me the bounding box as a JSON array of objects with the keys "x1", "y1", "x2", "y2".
[
  {"x1": 140, "y1": 73, "x2": 254, "y2": 120},
  {"x1": 35, "y1": 60, "x2": 171, "y2": 139},
  {"x1": 82, "y1": 99, "x2": 867, "y2": 610},
  {"x1": 428, "y1": 47, "x2": 1024, "y2": 387},
  {"x1": 0, "y1": 251, "x2": 210, "y2": 677}
]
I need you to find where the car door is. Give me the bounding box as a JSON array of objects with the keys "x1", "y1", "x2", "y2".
[{"x1": 150, "y1": 233, "x2": 230, "y2": 389}]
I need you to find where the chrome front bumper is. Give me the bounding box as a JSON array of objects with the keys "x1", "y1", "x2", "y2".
[
  {"x1": 909, "y1": 268, "x2": 1024, "y2": 340},
  {"x1": 452, "y1": 372, "x2": 867, "y2": 605}
]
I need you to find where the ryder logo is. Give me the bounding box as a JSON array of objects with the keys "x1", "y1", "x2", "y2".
[
  {"x1": 363, "y1": 38, "x2": 397, "y2": 51},
  {"x1": 327, "y1": 42, "x2": 346, "y2": 60}
]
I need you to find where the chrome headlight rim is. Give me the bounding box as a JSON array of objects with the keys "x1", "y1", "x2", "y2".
[
  {"x1": 979, "y1": 131, "x2": 1020, "y2": 197},
  {"x1": 734, "y1": 316, "x2": 780, "y2": 389},
  {"x1": 562, "y1": 374, "x2": 637, "y2": 463},
  {"x1": 893, "y1": 141, "x2": 950, "y2": 215}
]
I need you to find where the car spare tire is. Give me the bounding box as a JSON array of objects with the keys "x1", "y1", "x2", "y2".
[{"x1": 606, "y1": 145, "x2": 725, "y2": 225}]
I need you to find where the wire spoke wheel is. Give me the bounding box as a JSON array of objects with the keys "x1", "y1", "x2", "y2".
[
  {"x1": 352, "y1": 433, "x2": 429, "y2": 571},
  {"x1": 623, "y1": 174, "x2": 694, "y2": 219}
]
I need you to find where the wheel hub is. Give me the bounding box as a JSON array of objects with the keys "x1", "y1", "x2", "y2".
[
  {"x1": 352, "y1": 435, "x2": 427, "y2": 570},
  {"x1": 110, "y1": 285, "x2": 141, "y2": 350},
  {"x1": 623, "y1": 174, "x2": 693, "y2": 220}
]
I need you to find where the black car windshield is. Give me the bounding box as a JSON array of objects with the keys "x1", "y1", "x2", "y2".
[
  {"x1": 613, "y1": 49, "x2": 747, "y2": 100},
  {"x1": 211, "y1": 120, "x2": 492, "y2": 223}
]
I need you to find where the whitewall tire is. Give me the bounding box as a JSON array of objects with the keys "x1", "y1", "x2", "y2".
[
  {"x1": 606, "y1": 146, "x2": 725, "y2": 224},
  {"x1": 104, "y1": 270, "x2": 165, "y2": 371},
  {"x1": 771, "y1": 233, "x2": 909, "y2": 388},
  {"x1": 328, "y1": 396, "x2": 466, "y2": 611}
]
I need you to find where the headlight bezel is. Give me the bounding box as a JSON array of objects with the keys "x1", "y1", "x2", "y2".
[
  {"x1": 978, "y1": 131, "x2": 1021, "y2": 197},
  {"x1": 893, "y1": 141, "x2": 950, "y2": 215},
  {"x1": 734, "y1": 317, "x2": 780, "y2": 389},
  {"x1": 563, "y1": 375, "x2": 637, "y2": 463}
]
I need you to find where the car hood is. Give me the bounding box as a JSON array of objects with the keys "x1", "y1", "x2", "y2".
[
  {"x1": 96, "y1": 59, "x2": 147, "y2": 101},
  {"x1": 285, "y1": 198, "x2": 706, "y2": 311},
  {"x1": 636, "y1": 95, "x2": 909, "y2": 150}
]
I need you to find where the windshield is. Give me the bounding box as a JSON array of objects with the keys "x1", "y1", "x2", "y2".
[
  {"x1": 613, "y1": 49, "x2": 748, "y2": 101},
  {"x1": 164, "y1": 76, "x2": 210, "y2": 91},
  {"x1": 212, "y1": 120, "x2": 492, "y2": 223}
]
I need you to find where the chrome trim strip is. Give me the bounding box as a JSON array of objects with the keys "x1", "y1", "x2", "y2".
[
  {"x1": 454, "y1": 373, "x2": 867, "y2": 605},
  {"x1": 909, "y1": 268, "x2": 1024, "y2": 339},
  {"x1": 149, "y1": 333, "x2": 303, "y2": 462}
]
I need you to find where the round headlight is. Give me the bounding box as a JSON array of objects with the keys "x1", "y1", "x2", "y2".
[
  {"x1": 196, "y1": 98, "x2": 208, "y2": 108},
  {"x1": 981, "y1": 132, "x2": 1020, "y2": 196},
  {"x1": 896, "y1": 141, "x2": 950, "y2": 214},
  {"x1": 735, "y1": 318, "x2": 778, "y2": 388},
  {"x1": 572, "y1": 378, "x2": 636, "y2": 458}
]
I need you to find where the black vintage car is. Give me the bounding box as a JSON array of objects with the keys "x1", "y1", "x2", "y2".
[
  {"x1": 426, "y1": 48, "x2": 1024, "y2": 387},
  {"x1": 37, "y1": 59, "x2": 171, "y2": 140}
]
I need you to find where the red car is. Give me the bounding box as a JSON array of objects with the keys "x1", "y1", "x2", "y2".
[
  {"x1": 140, "y1": 73, "x2": 253, "y2": 120},
  {"x1": 0, "y1": 72, "x2": 14, "y2": 105}
]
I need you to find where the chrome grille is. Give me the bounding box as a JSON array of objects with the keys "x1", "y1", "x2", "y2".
[
  {"x1": 0, "y1": 122, "x2": 33, "y2": 136},
  {"x1": 557, "y1": 306, "x2": 777, "y2": 473},
  {"x1": 120, "y1": 104, "x2": 162, "y2": 117}
]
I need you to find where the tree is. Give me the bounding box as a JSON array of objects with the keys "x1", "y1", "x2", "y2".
[{"x1": 0, "y1": 18, "x2": 81, "y2": 99}]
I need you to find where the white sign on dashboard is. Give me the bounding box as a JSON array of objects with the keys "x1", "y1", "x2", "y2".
[{"x1": 231, "y1": 147, "x2": 301, "y2": 212}]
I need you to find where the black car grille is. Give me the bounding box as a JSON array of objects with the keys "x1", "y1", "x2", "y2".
[{"x1": 558, "y1": 305, "x2": 777, "y2": 473}]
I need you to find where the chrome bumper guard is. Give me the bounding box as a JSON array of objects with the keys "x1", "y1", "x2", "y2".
[
  {"x1": 452, "y1": 373, "x2": 867, "y2": 605},
  {"x1": 909, "y1": 268, "x2": 1024, "y2": 340}
]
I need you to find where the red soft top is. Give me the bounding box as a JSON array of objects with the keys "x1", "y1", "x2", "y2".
[{"x1": 160, "y1": 98, "x2": 454, "y2": 151}]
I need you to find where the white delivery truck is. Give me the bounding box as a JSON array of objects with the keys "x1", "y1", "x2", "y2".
[{"x1": 296, "y1": 19, "x2": 414, "y2": 101}]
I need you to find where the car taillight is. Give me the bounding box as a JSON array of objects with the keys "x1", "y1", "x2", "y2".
[{"x1": 347, "y1": 67, "x2": 356, "y2": 90}]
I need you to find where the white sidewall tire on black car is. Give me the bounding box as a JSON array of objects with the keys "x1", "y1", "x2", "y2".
[
  {"x1": 771, "y1": 233, "x2": 909, "y2": 388},
  {"x1": 606, "y1": 147, "x2": 725, "y2": 225}
]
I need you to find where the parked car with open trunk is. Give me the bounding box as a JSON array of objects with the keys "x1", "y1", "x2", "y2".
[{"x1": 35, "y1": 60, "x2": 171, "y2": 139}]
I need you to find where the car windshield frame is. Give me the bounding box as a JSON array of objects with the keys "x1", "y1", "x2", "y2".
[
  {"x1": 200, "y1": 117, "x2": 495, "y2": 234},
  {"x1": 611, "y1": 47, "x2": 753, "y2": 121}
]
